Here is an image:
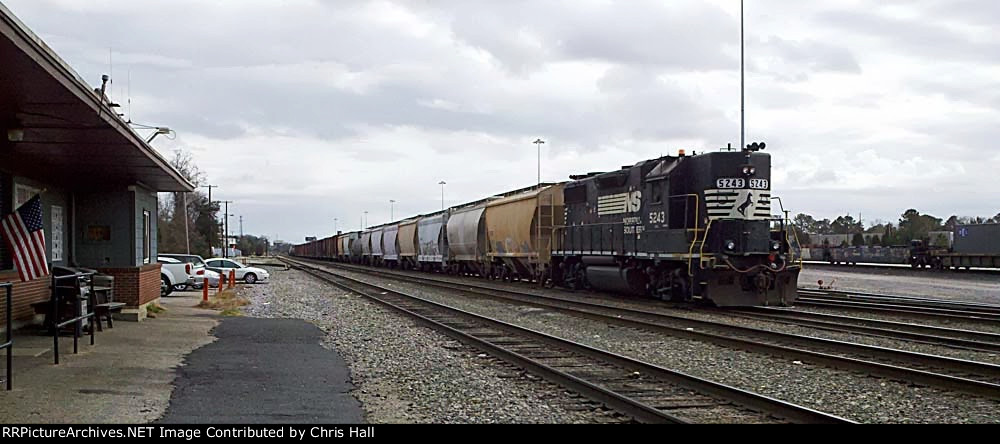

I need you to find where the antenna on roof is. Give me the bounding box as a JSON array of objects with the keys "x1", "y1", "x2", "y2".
[
  {"x1": 127, "y1": 68, "x2": 132, "y2": 123},
  {"x1": 108, "y1": 48, "x2": 113, "y2": 104}
]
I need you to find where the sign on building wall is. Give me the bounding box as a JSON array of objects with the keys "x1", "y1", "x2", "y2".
[
  {"x1": 14, "y1": 183, "x2": 39, "y2": 207},
  {"x1": 51, "y1": 205, "x2": 63, "y2": 262}
]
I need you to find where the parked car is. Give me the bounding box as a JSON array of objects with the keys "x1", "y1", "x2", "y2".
[
  {"x1": 205, "y1": 258, "x2": 270, "y2": 284},
  {"x1": 157, "y1": 257, "x2": 192, "y2": 296},
  {"x1": 192, "y1": 268, "x2": 222, "y2": 289},
  {"x1": 160, "y1": 254, "x2": 214, "y2": 290}
]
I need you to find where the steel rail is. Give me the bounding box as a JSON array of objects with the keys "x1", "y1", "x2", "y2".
[
  {"x1": 799, "y1": 289, "x2": 1000, "y2": 314},
  {"x1": 283, "y1": 257, "x2": 852, "y2": 424},
  {"x1": 288, "y1": 257, "x2": 1000, "y2": 400},
  {"x1": 728, "y1": 308, "x2": 1000, "y2": 353},
  {"x1": 795, "y1": 298, "x2": 1000, "y2": 323}
]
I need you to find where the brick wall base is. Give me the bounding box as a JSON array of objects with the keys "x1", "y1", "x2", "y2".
[
  {"x1": 0, "y1": 272, "x2": 50, "y2": 327},
  {"x1": 97, "y1": 263, "x2": 162, "y2": 322}
]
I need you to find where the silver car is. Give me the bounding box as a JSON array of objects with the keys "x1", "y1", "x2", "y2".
[
  {"x1": 191, "y1": 268, "x2": 221, "y2": 289},
  {"x1": 205, "y1": 258, "x2": 270, "y2": 284}
]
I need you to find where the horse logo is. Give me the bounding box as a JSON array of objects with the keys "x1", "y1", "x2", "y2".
[{"x1": 737, "y1": 192, "x2": 754, "y2": 217}]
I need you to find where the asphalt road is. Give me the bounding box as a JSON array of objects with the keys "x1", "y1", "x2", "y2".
[{"x1": 157, "y1": 317, "x2": 364, "y2": 423}]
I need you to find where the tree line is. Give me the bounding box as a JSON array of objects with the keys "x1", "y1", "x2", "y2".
[
  {"x1": 157, "y1": 150, "x2": 271, "y2": 258},
  {"x1": 793, "y1": 209, "x2": 1000, "y2": 247}
]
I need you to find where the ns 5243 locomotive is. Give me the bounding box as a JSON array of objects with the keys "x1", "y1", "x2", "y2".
[
  {"x1": 292, "y1": 143, "x2": 800, "y2": 307},
  {"x1": 550, "y1": 143, "x2": 799, "y2": 306}
]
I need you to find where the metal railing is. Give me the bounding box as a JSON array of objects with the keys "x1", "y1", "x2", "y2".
[
  {"x1": 1, "y1": 282, "x2": 11, "y2": 390},
  {"x1": 771, "y1": 196, "x2": 803, "y2": 268},
  {"x1": 51, "y1": 273, "x2": 96, "y2": 365}
]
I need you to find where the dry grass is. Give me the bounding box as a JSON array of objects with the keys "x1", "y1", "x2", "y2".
[{"x1": 196, "y1": 288, "x2": 249, "y2": 315}]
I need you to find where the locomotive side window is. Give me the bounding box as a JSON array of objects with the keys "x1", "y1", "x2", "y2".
[
  {"x1": 564, "y1": 185, "x2": 587, "y2": 204},
  {"x1": 649, "y1": 179, "x2": 665, "y2": 205}
]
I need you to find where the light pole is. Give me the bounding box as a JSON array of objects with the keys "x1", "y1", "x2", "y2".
[
  {"x1": 390, "y1": 200, "x2": 395, "y2": 221},
  {"x1": 438, "y1": 181, "x2": 446, "y2": 211},
  {"x1": 364, "y1": 211, "x2": 368, "y2": 228},
  {"x1": 533, "y1": 139, "x2": 545, "y2": 270},
  {"x1": 533, "y1": 139, "x2": 545, "y2": 190},
  {"x1": 740, "y1": 0, "x2": 745, "y2": 150},
  {"x1": 334, "y1": 218, "x2": 338, "y2": 233}
]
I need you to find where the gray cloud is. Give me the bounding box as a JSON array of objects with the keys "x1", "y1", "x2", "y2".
[{"x1": 5, "y1": 0, "x2": 1000, "y2": 241}]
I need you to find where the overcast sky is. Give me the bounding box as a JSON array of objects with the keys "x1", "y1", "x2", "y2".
[{"x1": 6, "y1": 0, "x2": 1000, "y2": 242}]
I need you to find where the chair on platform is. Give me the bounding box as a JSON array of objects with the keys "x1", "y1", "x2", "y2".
[{"x1": 91, "y1": 275, "x2": 124, "y2": 331}]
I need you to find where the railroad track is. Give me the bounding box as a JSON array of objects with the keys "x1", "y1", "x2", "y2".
[
  {"x1": 800, "y1": 288, "x2": 1000, "y2": 314},
  {"x1": 280, "y1": 257, "x2": 851, "y2": 424},
  {"x1": 285, "y1": 257, "x2": 1000, "y2": 401},
  {"x1": 795, "y1": 290, "x2": 1000, "y2": 324},
  {"x1": 726, "y1": 308, "x2": 1000, "y2": 353}
]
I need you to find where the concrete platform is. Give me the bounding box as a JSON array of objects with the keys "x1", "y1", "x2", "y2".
[
  {"x1": 0, "y1": 287, "x2": 362, "y2": 424},
  {"x1": 157, "y1": 317, "x2": 363, "y2": 423},
  {"x1": 0, "y1": 290, "x2": 218, "y2": 423}
]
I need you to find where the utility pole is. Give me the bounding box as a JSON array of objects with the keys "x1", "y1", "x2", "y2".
[
  {"x1": 334, "y1": 218, "x2": 338, "y2": 233},
  {"x1": 201, "y1": 185, "x2": 218, "y2": 254},
  {"x1": 239, "y1": 215, "x2": 244, "y2": 238},
  {"x1": 364, "y1": 211, "x2": 368, "y2": 228},
  {"x1": 220, "y1": 200, "x2": 233, "y2": 257},
  {"x1": 182, "y1": 193, "x2": 190, "y2": 254}
]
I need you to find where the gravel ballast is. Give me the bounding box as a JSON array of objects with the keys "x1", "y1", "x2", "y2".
[
  {"x1": 320, "y1": 263, "x2": 1000, "y2": 424},
  {"x1": 241, "y1": 266, "x2": 621, "y2": 424}
]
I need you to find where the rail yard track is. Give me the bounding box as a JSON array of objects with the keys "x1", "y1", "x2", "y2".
[
  {"x1": 725, "y1": 307, "x2": 1000, "y2": 353},
  {"x1": 795, "y1": 289, "x2": 1000, "y2": 324},
  {"x1": 282, "y1": 257, "x2": 1000, "y2": 401},
  {"x1": 280, "y1": 257, "x2": 852, "y2": 424}
]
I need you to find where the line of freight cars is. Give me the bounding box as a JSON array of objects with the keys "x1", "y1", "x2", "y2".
[
  {"x1": 801, "y1": 223, "x2": 1000, "y2": 269},
  {"x1": 293, "y1": 146, "x2": 801, "y2": 307},
  {"x1": 293, "y1": 182, "x2": 562, "y2": 283}
]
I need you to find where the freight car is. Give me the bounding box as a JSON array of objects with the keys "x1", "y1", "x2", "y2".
[
  {"x1": 292, "y1": 143, "x2": 801, "y2": 306},
  {"x1": 808, "y1": 223, "x2": 1000, "y2": 270}
]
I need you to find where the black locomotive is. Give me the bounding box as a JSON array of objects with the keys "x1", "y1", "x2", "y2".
[{"x1": 551, "y1": 143, "x2": 800, "y2": 306}]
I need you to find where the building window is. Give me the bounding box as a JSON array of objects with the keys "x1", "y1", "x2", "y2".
[{"x1": 143, "y1": 210, "x2": 151, "y2": 264}]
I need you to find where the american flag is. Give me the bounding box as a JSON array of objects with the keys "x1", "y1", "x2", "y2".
[{"x1": 1, "y1": 195, "x2": 50, "y2": 282}]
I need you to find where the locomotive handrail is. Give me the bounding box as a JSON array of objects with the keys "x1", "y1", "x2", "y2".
[
  {"x1": 697, "y1": 219, "x2": 715, "y2": 271},
  {"x1": 771, "y1": 196, "x2": 803, "y2": 268}
]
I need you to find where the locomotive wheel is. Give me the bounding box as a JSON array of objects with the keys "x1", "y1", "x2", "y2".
[{"x1": 668, "y1": 270, "x2": 691, "y2": 302}]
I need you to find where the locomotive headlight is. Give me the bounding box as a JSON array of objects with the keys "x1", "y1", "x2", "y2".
[
  {"x1": 741, "y1": 166, "x2": 757, "y2": 176},
  {"x1": 771, "y1": 241, "x2": 781, "y2": 251},
  {"x1": 725, "y1": 240, "x2": 736, "y2": 251}
]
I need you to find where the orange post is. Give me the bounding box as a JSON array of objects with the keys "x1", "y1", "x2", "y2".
[
  {"x1": 202, "y1": 277, "x2": 209, "y2": 302},
  {"x1": 217, "y1": 272, "x2": 224, "y2": 293},
  {"x1": 228, "y1": 270, "x2": 236, "y2": 289}
]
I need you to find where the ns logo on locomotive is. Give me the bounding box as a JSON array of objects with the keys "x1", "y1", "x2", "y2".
[
  {"x1": 550, "y1": 141, "x2": 799, "y2": 307},
  {"x1": 292, "y1": 142, "x2": 800, "y2": 307}
]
